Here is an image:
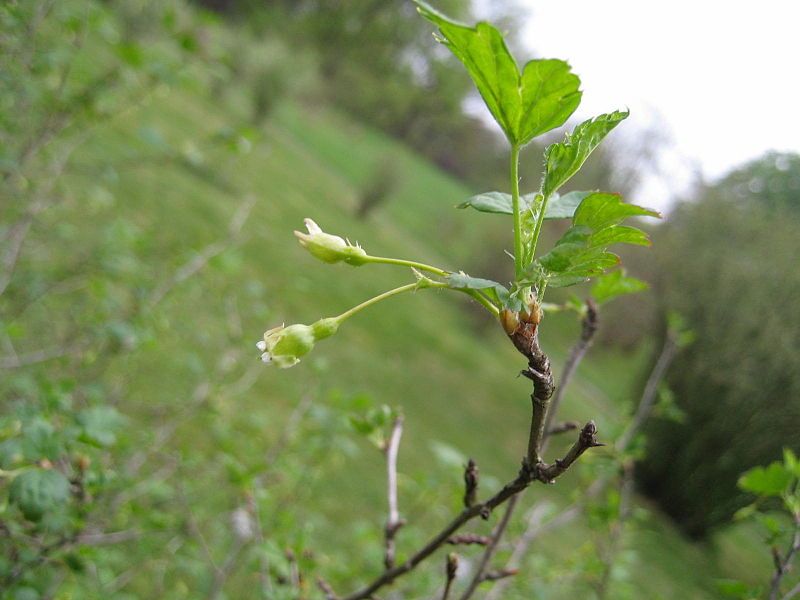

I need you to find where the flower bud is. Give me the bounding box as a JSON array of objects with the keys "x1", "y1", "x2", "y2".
[
  {"x1": 257, "y1": 317, "x2": 341, "y2": 368},
  {"x1": 499, "y1": 309, "x2": 520, "y2": 335},
  {"x1": 294, "y1": 218, "x2": 368, "y2": 266}
]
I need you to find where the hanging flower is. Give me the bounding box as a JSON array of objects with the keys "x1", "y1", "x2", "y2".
[
  {"x1": 294, "y1": 218, "x2": 368, "y2": 265},
  {"x1": 257, "y1": 317, "x2": 340, "y2": 368}
]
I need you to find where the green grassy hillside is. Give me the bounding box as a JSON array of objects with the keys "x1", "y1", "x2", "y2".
[{"x1": 34, "y1": 79, "x2": 769, "y2": 598}]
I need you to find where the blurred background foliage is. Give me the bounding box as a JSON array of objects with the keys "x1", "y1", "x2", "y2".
[{"x1": 0, "y1": 0, "x2": 797, "y2": 598}]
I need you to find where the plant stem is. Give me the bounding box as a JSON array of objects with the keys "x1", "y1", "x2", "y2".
[
  {"x1": 335, "y1": 283, "x2": 419, "y2": 322},
  {"x1": 335, "y1": 282, "x2": 499, "y2": 324},
  {"x1": 528, "y1": 191, "x2": 550, "y2": 263},
  {"x1": 463, "y1": 289, "x2": 500, "y2": 316},
  {"x1": 510, "y1": 145, "x2": 523, "y2": 279},
  {"x1": 365, "y1": 256, "x2": 449, "y2": 277}
]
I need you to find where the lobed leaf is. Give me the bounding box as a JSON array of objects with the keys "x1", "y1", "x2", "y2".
[
  {"x1": 416, "y1": 1, "x2": 581, "y2": 147},
  {"x1": 446, "y1": 272, "x2": 508, "y2": 305},
  {"x1": 459, "y1": 190, "x2": 591, "y2": 220},
  {"x1": 574, "y1": 192, "x2": 660, "y2": 230},
  {"x1": 535, "y1": 192, "x2": 659, "y2": 289},
  {"x1": 591, "y1": 269, "x2": 649, "y2": 304},
  {"x1": 738, "y1": 462, "x2": 793, "y2": 497},
  {"x1": 542, "y1": 112, "x2": 629, "y2": 197},
  {"x1": 9, "y1": 468, "x2": 71, "y2": 521}
]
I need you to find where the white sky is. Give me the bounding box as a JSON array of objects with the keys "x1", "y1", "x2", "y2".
[{"x1": 516, "y1": 0, "x2": 800, "y2": 209}]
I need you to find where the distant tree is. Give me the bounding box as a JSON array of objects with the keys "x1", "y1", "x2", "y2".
[{"x1": 638, "y1": 154, "x2": 800, "y2": 536}]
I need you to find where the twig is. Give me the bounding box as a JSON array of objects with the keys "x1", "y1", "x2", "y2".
[
  {"x1": 340, "y1": 423, "x2": 601, "y2": 600},
  {"x1": 458, "y1": 494, "x2": 519, "y2": 599},
  {"x1": 596, "y1": 460, "x2": 635, "y2": 599},
  {"x1": 383, "y1": 415, "x2": 405, "y2": 570},
  {"x1": 480, "y1": 568, "x2": 518, "y2": 582},
  {"x1": 547, "y1": 421, "x2": 581, "y2": 435},
  {"x1": 463, "y1": 459, "x2": 479, "y2": 508},
  {"x1": 442, "y1": 553, "x2": 458, "y2": 600},
  {"x1": 470, "y1": 304, "x2": 598, "y2": 597},
  {"x1": 487, "y1": 326, "x2": 679, "y2": 599},
  {"x1": 0, "y1": 344, "x2": 82, "y2": 369},
  {"x1": 446, "y1": 534, "x2": 491, "y2": 546},
  {"x1": 784, "y1": 581, "x2": 800, "y2": 600},
  {"x1": 207, "y1": 538, "x2": 246, "y2": 600},
  {"x1": 769, "y1": 514, "x2": 800, "y2": 600},
  {"x1": 147, "y1": 195, "x2": 256, "y2": 308},
  {"x1": 542, "y1": 300, "x2": 598, "y2": 447},
  {"x1": 318, "y1": 577, "x2": 339, "y2": 600},
  {"x1": 616, "y1": 328, "x2": 678, "y2": 451}
]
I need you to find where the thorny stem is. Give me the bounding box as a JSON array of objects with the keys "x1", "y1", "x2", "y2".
[
  {"x1": 339, "y1": 423, "x2": 600, "y2": 600},
  {"x1": 528, "y1": 190, "x2": 550, "y2": 263},
  {"x1": 471, "y1": 302, "x2": 599, "y2": 595},
  {"x1": 542, "y1": 300, "x2": 599, "y2": 454},
  {"x1": 510, "y1": 144, "x2": 523, "y2": 279},
  {"x1": 487, "y1": 326, "x2": 681, "y2": 599},
  {"x1": 383, "y1": 416, "x2": 405, "y2": 570}
]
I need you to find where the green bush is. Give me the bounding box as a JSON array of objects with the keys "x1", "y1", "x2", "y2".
[{"x1": 638, "y1": 155, "x2": 800, "y2": 536}]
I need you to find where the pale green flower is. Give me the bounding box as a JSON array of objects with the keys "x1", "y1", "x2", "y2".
[
  {"x1": 293, "y1": 218, "x2": 368, "y2": 265},
  {"x1": 257, "y1": 317, "x2": 340, "y2": 368}
]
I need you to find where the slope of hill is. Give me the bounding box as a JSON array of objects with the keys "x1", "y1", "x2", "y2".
[{"x1": 29, "y1": 78, "x2": 769, "y2": 597}]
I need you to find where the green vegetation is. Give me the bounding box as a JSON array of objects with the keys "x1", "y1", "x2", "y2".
[
  {"x1": 0, "y1": 0, "x2": 792, "y2": 598},
  {"x1": 640, "y1": 159, "x2": 800, "y2": 537}
]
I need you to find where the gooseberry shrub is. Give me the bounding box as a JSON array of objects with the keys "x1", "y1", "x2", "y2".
[{"x1": 258, "y1": 3, "x2": 660, "y2": 598}]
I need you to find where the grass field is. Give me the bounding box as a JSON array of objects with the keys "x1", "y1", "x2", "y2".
[{"x1": 29, "y1": 75, "x2": 771, "y2": 597}]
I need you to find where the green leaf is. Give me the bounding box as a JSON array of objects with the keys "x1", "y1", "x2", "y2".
[
  {"x1": 416, "y1": 2, "x2": 581, "y2": 146},
  {"x1": 446, "y1": 272, "x2": 504, "y2": 291},
  {"x1": 591, "y1": 270, "x2": 649, "y2": 304},
  {"x1": 459, "y1": 190, "x2": 590, "y2": 220},
  {"x1": 574, "y1": 192, "x2": 660, "y2": 229},
  {"x1": 458, "y1": 192, "x2": 519, "y2": 215},
  {"x1": 544, "y1": 191, "x2": 592, "y2": 219},
  {"x1": 77, "y1": 406, "x2": 125, "y2": 448},
  {"x1": 9, "y1": 468, "x2": 71, "y2": 521},
  {"x1": 542, "y1": 112, "x2": 629, "y2": 197},
  {"x1": 783, "y1": 448, "x2": 800, "y2": 477},
  {"x1": 738, "y1": 462, "x2": 793, "y2": 497},
  {"x1": 534, "y1": 192, "x2": 658, "y2": 289},
  {"x1": 446, "y1": 272, "x2": 508, "y2": 305},
  {"x1": 517, "y1": 59, "x2": 583, "y2": 145}
]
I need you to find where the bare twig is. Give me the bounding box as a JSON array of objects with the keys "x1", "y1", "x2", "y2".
[
  {"x1": 318, "y1": 577, "x2": 339, "y2": 600},
  {"x1": 458, "y1": 494, "x2": 519, "y2": 599},
  {"x1": 542, "y1": 300, "x2": 598, "y2": 446},
  {"x1": 769, "y1": 515, "x2": 800, "y2": 600},
  {"x1": 446, "y1": 534, "x2": 491, "y2": 547},
  {"x1": 547, "y1": 421, "x2": 581, "y2": 436},
  {"x1": 383, "y1": 415, "x2": 405, "y2": 570},
  {"x1": 0, "y1": 344, "x2": 82, "y2": 369},
  {"x1": 147, "y1": 195, "x2": 256, "y2": 308},
  {"x1": 340, "y1": 423, "x2": 601, "y2": 600},
  {"x1": 487, "y1": 325, "x2": 679, "y2": 599},
  {"x1": 596, "y1": 460, "x2": 635, "y2": 599},
  {"x1": 442, "y1": 553, "x2": 458, "y2": 600},
  {"x1": 784, "y1": 581, "x2": 800, "y2": 600},
  {"x1": 480, "y1": 568, "x2": 518, "y2": 582},
  {"x1": 616, "y1": 329, "x2": 678, "y2": 451},
  {"x1": 470, "y1": 304, "x2": 599, "y2": 597},
  {"x1": 463, "y1": 459, "x2": 479, "y2": 508}
]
